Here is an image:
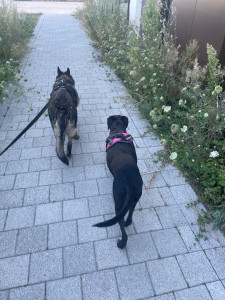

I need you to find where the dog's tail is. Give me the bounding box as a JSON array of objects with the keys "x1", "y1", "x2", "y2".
[
  {"x1": 56, "y1": 137, "x2": 69, "y2": 166},
  {"x1": 93, "y1": 186, "x2": 132, "y2": 228}
]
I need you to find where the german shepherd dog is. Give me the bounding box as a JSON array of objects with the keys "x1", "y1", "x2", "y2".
[
  {"x1": 48, "y1": 67, "x2": 80, "y2": 165},
  {"x1": 94, "y1": 115, "x2": 143, "y2": 248}
]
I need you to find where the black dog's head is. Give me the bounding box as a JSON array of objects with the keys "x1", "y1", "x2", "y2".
[
  {"x1": 107, "y1": 115, "x2": 128, "y2": 132},
  {"x1": 56, "y1": 67, "x2": 75, "y2": 85}
]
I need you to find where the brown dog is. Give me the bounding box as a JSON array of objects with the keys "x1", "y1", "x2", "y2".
[
  {"x1": 48, "y1": 67, "x2": 80, "y2": 165},
  {"x1": 94, "y1": 115, "x2": 143, "y2": 248}
]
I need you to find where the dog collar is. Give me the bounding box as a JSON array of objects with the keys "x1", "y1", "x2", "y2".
[{"x1": 106, "y1": 133, "x2": 134, "y2": 151}]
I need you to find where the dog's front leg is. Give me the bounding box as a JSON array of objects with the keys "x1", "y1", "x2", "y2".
[{"x1": 117, "y1": 218, "x2": 128, "y2": 249}]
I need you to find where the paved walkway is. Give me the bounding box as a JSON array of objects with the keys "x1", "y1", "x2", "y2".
[{"x1": 0, "y1": 14, "x2": 225, "y2": 300}]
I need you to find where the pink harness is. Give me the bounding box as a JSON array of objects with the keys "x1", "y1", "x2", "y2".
[{"x1": 106, "y1": 132, "x2": 134, "y2": 151}]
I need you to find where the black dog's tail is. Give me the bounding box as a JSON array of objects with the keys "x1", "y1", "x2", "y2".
[
  {"x1": 56, "y1": 137, "x2": 69, "y2": 166},
  {"x1": 93, "y1": 186, "x2": 133, "y2": 228}
]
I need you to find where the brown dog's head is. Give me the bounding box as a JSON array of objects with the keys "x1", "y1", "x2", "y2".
[
  {"x1": 56, "y1": 67, "x2": 75, "y2": 85},
  {"x1": 107, "y1": 115, "x2": 128, "y2": 131}
]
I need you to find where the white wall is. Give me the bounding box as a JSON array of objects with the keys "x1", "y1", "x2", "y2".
[{"x1": 129, "y1": 0, "x2": 143, "y2": 29}]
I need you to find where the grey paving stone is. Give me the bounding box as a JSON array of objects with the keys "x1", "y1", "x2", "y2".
[
  {"x1": 6, "y1": 160, "x2": 29, "y2": 175},
  {"x1": 141, "y1": 188, "x2": 164, "y2": 208},
  {"x1": 35, "y1": 202, "x2": 62, "y2": 225},
  {"x1": 0, "y1": 162, "x2": 7, "y2": 176},
  {"x1": 75, "y1": 179, "x2": 99, "y2": 198},
  {"x1": 5, "y1": 206, "x2": 35, "y2": 230},
  {"x1": 0, "y1": 290, "x2": 8, "y2": 300},
  {"x1": 174, "y1": 285, "x2": 211, "y2": 300},
  {"x1": 14, "y1": 172, "x2": 39, "y2": 189},
  {"x1": 64, "y1": 243, "x2": 96, "y2": 276},
  {"x1": 145, "y1": 172, "x2": 167, "y2": 189},
  {"x1": 81, "y1": 142, "x2": 100, "y2": 153},
  {"x1": 0, "y1": 230, "x2": 17, "y2": 258},
  {"x1": 85, "y1": 164, "x2": 107, "y2": 179},
  {"x1": 0, "y1": 254, "x2": 29, "y2": 289},
  {"x1": 170, "y1": 185, "x2": 197, "y2": 204},
  {"x1": 24, "y1": 186, "x2": 49, "y2": 206},
  {"x1": 126, "y1": 232, "x2": 158, "y2": 263},
  {"x1": 97, "y1": 177, "x2": 112, "y2": 195},
  {"x1": 192, "y1": 224, "x2": 225, "y2": 249},
  {"x1": 25, "y1": 128, "x2": 43, "y2": 138},
  {"x1": 179, "y1": 204, "x2": 199, "y2": 225},
  {"x1": 48, "y1": 220, "x2": 77, "y2": 249},
  {"x1": 82, "y1": 270, "x2": 119, "y2": 300},
  {"x1": 33, "y1": 136, "x2": 52, "y2": 147},
  {"x1": 29, "y1": 249, "x2": 63, "y2": 284},
  {"x1": 178, "y1": 226, "x2": 201, "y2": 252},
  {"x1": 39, "y1": 169, "x2": 62, "y2": 186},
  {"x1": 29, "y1": 157, "x2": 51, "y2": 172},
  {"x1": 132, "y1": 208, "x2": 162, "y2": 233},
  {"x1": 63, "y1": 198, "x2": 90, "y2": 220},
  {"x1": 0, "y1": 210, "x2": 7, "y2": 231},
  {"x1": 147, "y1": 257, "x2": 187, "y2": 295},
  {"x1": 88, "y1": 194, "x2": 114, "y2": 216},
  {"x1": 206, "y1": 281, "x2": 225, "y2": 300},
  {"x1": 205, "y1": 248, "x2": 225, "y2": 279},
  {"x1": 0, "y1": 174, "x2": 15, "y2": 191},
  {"x1": 41, "y1": 145, "x2": 56, "y2": 157},
  {"x1": 46, "y1": 276, "x2": 81, "y2": 300},
  {"x1": 72, "y1": 153, "x2": 94, "y2": 167},
  {"x1": 95, "y1": 238, "x2": 129, "y2": 270},
  {"x1": 0, "y1": 190, "x2": 24, "y2": 209},
  {"x1": 161, "y1": 169, "x2": 187, "y2": 186},
  {"x1": 156, "y1": 205, "x2": 187, "y2": 228},
  {"x1": 50, "y1": 182, "x2": 74, "y2": 202},
  {"x1": 177, "y1": 251, "x2": 218, "y2": 286},
  {"x1": 21, "y1": 147, "x2": 42, "y2": 160},
  {"x1": 116, "y1": 263, "x2": 154, "y2": 300},
  {"x1": 16, "y1": 225, "x2": 47, "y2": 255},
  {"x1": 158, "y1": 186, "x2": 176, "y2": 205},
  {"x1": 10, "y1": 283, "x2": 45, "y2": 300},
  {"x1": 78, "y1": 216, "x2": 107, "y2": 243},
  {"x1": 152, "y1": 228, "x2": 187, "y2": 257},
  {"x1": 146, "y1": 293, "x2": 175, "y2": 300},
  {"x1": 0, "y1": 149, "x2": 20, "y2": 162},
  {"x1": 63, "y1": 167, "x2": 85, "y2": 184}
]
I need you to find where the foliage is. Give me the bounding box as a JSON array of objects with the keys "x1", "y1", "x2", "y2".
[
  {"x1": 0, "y1": 0, "x2": 39, "y2": 102},
  {"x1": 77, "y1": 0, "x2": 225, "y2": 226}
]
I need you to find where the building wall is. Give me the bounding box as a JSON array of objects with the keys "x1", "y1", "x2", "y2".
[{"x1": 173, "y1": 0, "x2": 225, "y2": 66}]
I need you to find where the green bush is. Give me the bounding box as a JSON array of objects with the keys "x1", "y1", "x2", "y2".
[
  {"x1": 77, "y1": 0, "x2": 225, "y2": 227},
  {"x1": 0, "y1": 0, "x2": 39, "y2": 102}
]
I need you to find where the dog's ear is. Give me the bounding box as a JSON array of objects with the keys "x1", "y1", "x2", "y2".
[
  {"x1": 121, "y1": 116, "x2": 128, "y2": 128},
  {"x1": 66, "y1": 68, "x2": 70, "y2": 75},
  {"x1": 57, "y1": 67, "x2": 62, "y2": 76},
  {"x1": 107, "y1": 116, "x2": 115, "y2": 130}
]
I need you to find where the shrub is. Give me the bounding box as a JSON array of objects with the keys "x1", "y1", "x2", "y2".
[
  {"x1": 77, "y1": 0, "x2": 225, "y2": 227},
  {"x1": 0, "y1": 0, "x2": 39, "y2": 102}
]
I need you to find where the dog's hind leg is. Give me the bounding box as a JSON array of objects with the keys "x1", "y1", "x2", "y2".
[
  {"x1": 117, "y1": 218, "x2": 128, "y2": 249},
  {"x1": 124, "y1": 201, "x2": 136, "y2": 227}
]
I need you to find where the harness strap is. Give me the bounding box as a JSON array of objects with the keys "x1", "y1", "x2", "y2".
[{"x1": 106, "y1": 133, "x2": 134, "y2": 151}]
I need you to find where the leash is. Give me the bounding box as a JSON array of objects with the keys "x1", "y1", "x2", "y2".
[{"x1": 0, "y1": 87, "x2": 63, "y2": 156}]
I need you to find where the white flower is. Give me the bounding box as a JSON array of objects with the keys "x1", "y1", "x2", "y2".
[
  {"x1": 182, "y1": 87, "x2": 187, "y2": 92},
  {"x1": 153, "y1": 73, "x2": 157, "y2": 76},
  {"x1": 140, "y1": 77, "x2": 146, "y2": 82},
  {"x1": 153, "y1": 124, "x2": 157, "y2": 129},
  {"x1": 179, "y1": 99, "x2": 184, "y2": 106},
  {"x1": 214, "y1": 85, "x2": 222, "y2": 93},
  {"x1": 204, "y1": 113, "x2": 208, "y2": 117},
  {"x1": 160, "y1": 96, "x2": 164, "y2": 101},
  {"x1": 129, "y1": 71, "x2": 136, "y2": 76},
  {"x1": 209, "y1": 151, "x2": 219, "y2": 158},
  {"x1": 169, "y1": 152, "x2": 178, "y2": 160},
  {"x1": 163, "y1": 106, "x2": 171, "y2": 113},
  {"x1": 181, "y1": 125, "x2": 188, "y2": 133}
]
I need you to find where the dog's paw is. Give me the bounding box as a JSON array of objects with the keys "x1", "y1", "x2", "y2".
[
  {"x1": 117, "y1": 239, "x2": 127, "y2": 249},
  {"x1": 74, "y1": 134, "x2": 80, "y2": 140},
  {"x1": 124, "y1": 219, "x2": 132, "y2": 227}
]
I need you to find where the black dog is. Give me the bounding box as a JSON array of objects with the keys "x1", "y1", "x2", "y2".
[
  {"x1": 94, "y1": 115, "x2": 143, "y2": 248},
  {"x1": 48, "y1": 67, "x2": 80, "y2": 165}
]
